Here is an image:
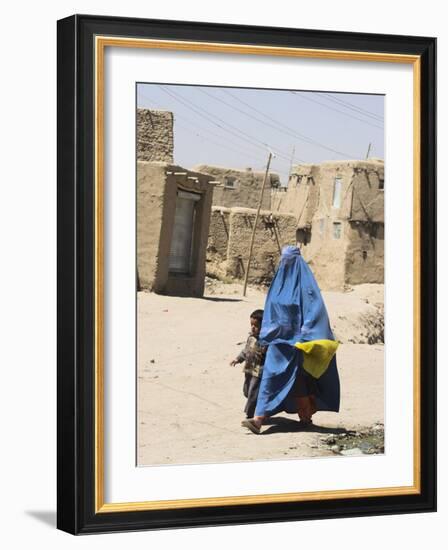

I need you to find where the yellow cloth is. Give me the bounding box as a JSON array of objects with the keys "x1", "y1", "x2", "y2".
[{"x1": 294, "y1": 339, "x2": 339, "y2": 379}]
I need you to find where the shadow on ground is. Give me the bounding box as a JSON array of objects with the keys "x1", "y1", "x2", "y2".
[
  {"x1": 200, "y1": 296, "x2": 243, "y2": 303},
  {"x1": 261, "y1": 416, "x2": 349, "y2": 435}
]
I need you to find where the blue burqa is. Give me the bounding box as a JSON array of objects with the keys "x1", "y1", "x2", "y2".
[{"x1": 255, "y1": 246, "x2": 340, "y2": 417}]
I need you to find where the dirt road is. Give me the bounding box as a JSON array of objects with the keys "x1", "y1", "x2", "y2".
[{"x1": 137, "y1": 283, "x2": 384, "y2": 466}]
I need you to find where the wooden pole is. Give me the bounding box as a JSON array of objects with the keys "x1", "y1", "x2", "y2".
[
  {"x1": 288, "y1": 145, "x2": 295, "y2": 182},
  {"x1": 243, "y1": 152, "x2": 273, "y2": 297},
  {"x1": 365, "y1": 142, "x2": 372, "y2": 160}
]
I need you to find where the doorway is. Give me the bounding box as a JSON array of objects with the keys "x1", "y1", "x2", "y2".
[{"x1": 168, "y1": 190, "x2": 201, "y2": 274}]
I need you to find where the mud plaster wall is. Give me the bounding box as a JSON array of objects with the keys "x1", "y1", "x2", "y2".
[
  {"x1": 344, "y1": 222, "x2": 384, "y2": 285},
  {"x1": 298, "y1": 162, "x2": 352, "y2": 288},
  {"x1": 224, "y1": 208, "x2": 297, "y2": 284},
  {"x1": 270, "y1": 188, "x2": 288, "y2": 214},
  {"x1": 206, "y1": 208, "x2": 231, "y2": 279},
  {"x1": 137, "y1": 161, "x2": 213, "y2": 296},
  {"x1": 137, "y1": 109, "x2": 174, "y2": 162},
  {"x1": 299, "y1": 160, "x2": 384, "y2": 290},
  {"x1": 271, "y1": 160, "x2": 384, "y2": 224},
  {"x1": 194, "y1": 165, "x2": 274, "y2": 210},
  {"x1": 350, "y1": 162, "x2": 384, "y2": 223},
  {"x1": 313, "y1": 161, "x2": 356, "y2": 221},
  {"x1": 137, "y1": 162, "x2": 167, "y2": 291},
  {"x1": 208, "y1": 208, "x2": 230, "y2": 259},
  {"x1": 271, "y1": 164, "x2": 320, "y2": 226},
  {"x1": 301, "y1": 217, "x2": 348, "y2": 290}
]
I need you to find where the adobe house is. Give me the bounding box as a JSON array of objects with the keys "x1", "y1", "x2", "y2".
[
  {"x1": 272, "y1": 159, "x2": 384, "y2": 290},
  {"x1": 194, "y1": 165, "x2": 280, "y2": 210},
  {"x1": 137, "y1": 162, "x2": 215, "y2": 296}
]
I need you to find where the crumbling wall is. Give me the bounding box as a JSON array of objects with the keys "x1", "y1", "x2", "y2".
[
  {"x1": 271, "y1": 164, "x2": 320, "y2": 226},
  {"x1": 224, "y1": 208, "x2": 297, "y2": 284},
  {"x1": 350, "y1": 161, "x2": 384, "y2": 223},
  {"x1": 206, "y1": 208, "x2": 231, "y2": 279},
  {"x1": 344, "y1": 221, "x2": 384, "y2": 285},
  {"x1": 208, "y1": 208, "x2": 230, "y2": 258},
  {"x1": 300, "y1": 217, "x2": 349, "y2": 291},
  {"x1": 270, "y1": 188, "x2": 288, "y2": 212},
  {"x1": 137, "y1": 109, "x2": 174, "y2": 162},
  {"x1": 194, "y1": 165, "x2": 274, "y2": 210}
]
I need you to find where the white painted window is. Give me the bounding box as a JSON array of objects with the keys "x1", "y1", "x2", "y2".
[
  {"x1": 169, "y1": 191, "x2": 201, "y2": 273},
  {"x1": 332, "y1": 176, "x2": 342, "y2": 208}
]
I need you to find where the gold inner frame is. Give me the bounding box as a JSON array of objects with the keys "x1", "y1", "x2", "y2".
[{"x1": 94, "y1": 36, "x2": 421, "y2": 513}]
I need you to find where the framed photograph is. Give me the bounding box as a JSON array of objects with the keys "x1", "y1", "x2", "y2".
[{"x1": 57, "y1": 14, "x2": 436, "y2": 534}]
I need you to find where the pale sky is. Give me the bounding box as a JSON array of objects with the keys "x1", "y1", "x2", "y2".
[{"x1": 137, "y1": 83, "x2": 384, "y2": 185}]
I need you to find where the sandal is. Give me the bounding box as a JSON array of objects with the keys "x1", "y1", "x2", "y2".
[{"x1": 241, "y1": 419, "x2": 261, "y2": 434}]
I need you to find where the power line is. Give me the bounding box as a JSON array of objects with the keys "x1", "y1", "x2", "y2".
[
  {"x1": 221, "y1": 88, "x2": 357, "y2": 160},
  {"x1": 160, "y1": 86, "x2": 274, "y2": 155},
  {"x1": 138, "y1": 84, "x2": 383, "y2": 174},
  {"x1": 139, "y1": 90, "x2": 268, "y2": 162},
  {"x1": 291, "y1": 91, "x2": 384, "y2": 130},
  {"x1": 173, "y1": 113, "x2": 269, "y2": 163},
  {"x1": 318, "y1": 92, "x2": 384, "y2": 122},
  {"x1": 142, "y1": 90, "x2": 272, "y2": 160},
  {"x1": 197, "y1": 88, "x2": 307, "y2": 161},
  {"x1": 177, "y1": 126, "x2": 289, "y2": 180},
  {"x1": 174, "y1": 123, "x2": 267, "y2": 165},
  {"x1": 158, "y1": 85, "x2": 294, "y2": 162}
]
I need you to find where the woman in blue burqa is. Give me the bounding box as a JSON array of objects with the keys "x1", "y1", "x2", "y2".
[{"x1": 242, "y1": 245, "x2": 340, "y2": 434}]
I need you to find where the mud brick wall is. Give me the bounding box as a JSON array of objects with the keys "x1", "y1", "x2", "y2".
[
  {"x1": 137, "y1": 109, "x2": 174, "y2": 162},
  {"x1": 225, "y1": 208, "x2": 297, "y2": 284}
]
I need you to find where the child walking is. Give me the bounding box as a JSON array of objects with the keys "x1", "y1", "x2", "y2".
[{"x1": 230, "y1": 309, "x2": 267, "y2": 418}]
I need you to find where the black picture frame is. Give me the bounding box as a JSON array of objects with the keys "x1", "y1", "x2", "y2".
[{"x1": 57, "y1": 14, "x2": 436, "y2": 535}]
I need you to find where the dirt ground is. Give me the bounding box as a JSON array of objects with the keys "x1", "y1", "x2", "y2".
[{"x1": 137, "y1": 282, "x2": 384, "y2": 466}]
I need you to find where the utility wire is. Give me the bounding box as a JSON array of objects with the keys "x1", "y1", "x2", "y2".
[
  {"x1": 139, "y1": 91, "x2": 270, "y2": 162},
  {"x1": 158, "y1": 85, "x2": 294, "y2": 162},
  {"x1": 291, "y1": 91, "x2": 384, "y2": 130},
  {"x1": 198, "y1": 88, "x2": 309, "y2": 161},
  {"x1": 174, "y1": 122, "x2": 267, "y2": 165},
  {"x1": 318, "y1": 92, "x2": 384, "y2": 122},
  {"x1": 221, "y1": 88, "x2": 357, "y2": 159},
  {"x1": 156, "y1": 87, "x2": 266, "y2": 156}
]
